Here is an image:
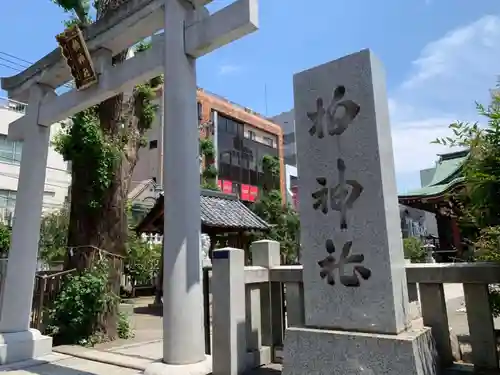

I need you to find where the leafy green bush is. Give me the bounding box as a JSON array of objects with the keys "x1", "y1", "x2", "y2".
[
  {"x1": 46, "y1": 260, "x2": 119, "y2": 346},
  {"x1": 0, "y1": 224, "x2": 11, "y2": 258},
  {"x1": 117, "y1": 312, "x2": 134, "y2": 340},
  {"x1": 434, "y1": 90, "x2": 500, "y2": 317},
  {"x1": 252, "y1": 190, "x2": 300, "y2": 264},
  {"x1": 403, "y1": 237, "x2": 427, "y2": 263},
  {"x1": 125, "y1": 232, "x2": 161, "y2": 286},
  {"x1": 39, "y1": 207, "x2": 69, "y2": 263}
]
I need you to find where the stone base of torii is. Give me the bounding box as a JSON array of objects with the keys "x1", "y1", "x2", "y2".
[{"x1": 0, "y1": 0, "x2": 258, "y2": 373}]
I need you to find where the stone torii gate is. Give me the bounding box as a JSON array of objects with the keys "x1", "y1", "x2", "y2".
[{"x1": 0, "y1": 0, "x2": 258, "y2": 373}]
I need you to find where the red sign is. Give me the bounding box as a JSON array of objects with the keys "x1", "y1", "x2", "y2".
[
  {"x1": 240, "y1": 184, "x2": 250, "y2": 201},
  {"x1": 217, "y1": 180, "x2": 222, "y2": 190},
  {"x1": 249, "y1": 186, "x2": 259, "y2": 202},
  {"x1": 222, "y1": 180, "x2": 233, "y2": 194}
]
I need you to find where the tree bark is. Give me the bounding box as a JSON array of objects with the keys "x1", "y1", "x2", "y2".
[{"x1": 64, "y1": 0, "x2": 144, "y2": 340}]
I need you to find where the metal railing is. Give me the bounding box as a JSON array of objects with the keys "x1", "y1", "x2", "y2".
[{"x1": 0, "y1": 97, "x2": 27, "y2": 114}]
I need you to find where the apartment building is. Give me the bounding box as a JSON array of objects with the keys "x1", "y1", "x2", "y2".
[
  {"x1": 0, "y1": 98, "x2": 71, "y2": 224},
  {"x1": 131, "y1": 88, "x2": 285, "y2": 204}
]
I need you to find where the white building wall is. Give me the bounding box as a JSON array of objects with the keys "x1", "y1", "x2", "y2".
[
  {"x1": 0, "y1": 99, "x2": 71, "y2": 222},
  {"x1": 131, "y1": 95, "x2": 163, "y2": 192},
  {"x1": 285, "y1": 164, "x2": 298, "y2": 208}
]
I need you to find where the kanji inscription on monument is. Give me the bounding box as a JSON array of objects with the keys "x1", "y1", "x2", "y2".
[
  {"x1": 283, "y1": 49, "x2": 437, "y2": 375},
  {"x1": 307, "y1": 85, "x2": 360, "y2": 138},
  {"x1": 294, "y1": 49, "x2": 409, "y2": 334},
  {"x1": 318, "y1": 239, "x2": 371, "y2": 287},
  {"x1": 310, "y1": 159, "x2": 363, "y2": 230}
]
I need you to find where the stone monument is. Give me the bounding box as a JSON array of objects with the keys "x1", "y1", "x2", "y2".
[{"x1": 282, "y1": 49, "x2": 438, "y2": 375}]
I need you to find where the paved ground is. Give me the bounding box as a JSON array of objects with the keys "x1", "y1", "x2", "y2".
[
  {"x1": 95, "y1": 297, "x2": 163, "y2": 351},
  {"x1": 0, "y1": 354, "x2": 143, "y2": 375},
  {"x1": 1, "y1": 286, "x2": 498, "y2": 374}
]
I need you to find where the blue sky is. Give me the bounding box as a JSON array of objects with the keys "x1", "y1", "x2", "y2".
[{"x1": 1, "y1": 0, "x2": 500, "y2": 193}]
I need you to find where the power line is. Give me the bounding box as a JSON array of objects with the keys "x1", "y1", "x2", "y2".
[
  {"x1": 0, "y1": 153, "x2": 71, "y2": 174},
  {"x1": 0, "y1": 62, "x2": 21, "y2": 73},
  {"x1": 0, "y1": 51, "x2": 73, "y2": 89},
  {"x1": 0, "y1": 56, "x2": 28, "y2": 70},
  {"x1": 0, "y1": 52, "x2": 32, "y2": 66},
  {"x1": 0, "y1": 171, "x2": 70, "y2": 189}
]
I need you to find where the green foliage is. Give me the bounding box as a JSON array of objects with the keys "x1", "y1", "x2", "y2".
[
  {"x1": 0, "y1": 224, "x2": 11, "y2": 258},
  {"x1": 199, "y1": 138, "x2": 215, "y2": 160},
  {"x1": 203, "y1": 164, "x2": 218, "y2": 180},
  {"x1": 39, "y1": 208, "x2": 70, "y2": 263},
  {"x1": 134, "y1": 84, "x2": 159, "y2": 131},
  {"x1": 261, "y1": 155, "x2": 280, "y2": 192},
  {"x1": 251, "y1": 154, "x2": 299, "y2": 262},
  {"x1": 117, "y1": 312, "x2": 133, "y2": 339},
  {"x1": 262, "y1": 155, "x2": 280, "y2": 178},
  {"x1": 252, "y1": 191, "x2": 300, "y2": 264},
  {"x1": 433, "y1": 96, "x2": 500, "y2": 230},
  {"x1": 46, "y1": 260, "x2": 119, "y2": 346},
  {"x1": 403, "y1": 237, "x2": 426, "y2": 263},
  {"x1": 53, "y1": 109, "x2": 121, "y2": 209},
  {"x1": 199, "y1": 137, "x2": 219, "y2": 191},
  {"x1": 53, "y1": 0, "x2": 90, "y2": 20},
  {"x1": 125, "y1": 232, "x2": 161, "y2": 286},
  {"x1": 51, "y1": 0, "x2": 161, "y2": 211},
  {"x1": 435, "y1": 88, "x2": 500, "y2": 316}
]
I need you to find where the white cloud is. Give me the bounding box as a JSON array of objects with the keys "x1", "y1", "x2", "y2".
[
  {"x1": 217, "y1": 64, "x2": 242, "y2": 76},
  {"x1": 390, "y1": 15, "x2": 500, "y2": 192}
]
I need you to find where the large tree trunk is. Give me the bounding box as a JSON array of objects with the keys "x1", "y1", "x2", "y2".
[{"x1": 64, "y1": 0, "x2": 142, "y2": 340}]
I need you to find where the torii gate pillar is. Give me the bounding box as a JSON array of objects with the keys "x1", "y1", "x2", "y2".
[{"x1": 146, "y1": 0, "x2": 258, "y2": 374}]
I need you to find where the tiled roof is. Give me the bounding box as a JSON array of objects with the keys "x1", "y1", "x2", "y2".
[
  {"x1": 136, "y1": 189, "x2": 269, "y2": 233},
  {"x1": 199, "y1": 190, "x2": 269, "y2": 230}
]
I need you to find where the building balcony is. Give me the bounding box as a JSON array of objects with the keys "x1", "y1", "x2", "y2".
[{"x1": 0, "y1": 97, "x2": 27, "y2": 115}]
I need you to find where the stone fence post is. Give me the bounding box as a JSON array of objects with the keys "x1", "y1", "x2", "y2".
[
  {"x1": 250, "y1": 240, "x2": 284, "y2": 361},
  {"x1": 212, "y1": 247, "x2": 246, "y2": 375}
]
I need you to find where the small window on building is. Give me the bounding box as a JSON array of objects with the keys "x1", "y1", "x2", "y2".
[
  {"x1": 247, "y1": 130, "x2": 256, "y2": 140},
  {"x1": 263, "y1": 136, "x2": 274, "y2": 147},
  {"x1": 149, "y1": 140, "x2": 158, "y2": 149},
  {"x1": 197, "y1": 102, "x2": 203, "y2": 121},
  {"x1": 283, "y1": 132, "x2": 295, "y2": 144}
]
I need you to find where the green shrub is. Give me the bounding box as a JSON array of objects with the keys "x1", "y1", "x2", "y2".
[
  {"x1": 0, "y1": 224, "x2": 11, "y2": 258},
  {"x1": 125, "y1": 232, "x2": 161, "y2": 286},
  {"x1": 117, "y1": 312, "x2": 134, "y2": 340},
  {"x1": 46, "y1": 260, "x2": 118, "y2": 346},
  {"x1": 403, "y1": 237, "x2": 427, "y2": 263}
]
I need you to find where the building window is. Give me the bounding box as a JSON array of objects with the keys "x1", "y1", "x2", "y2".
[
  {"x1": 149, "y1": 140, "x2": 158, "y2": 149},
  {"x1": 197, "y1": 102, "x2": 203, "y2": 121},
  {"x1": 263, "y1": 136, "x2": 274, "y2": 147},
  {"x1": 0, "y1": 190, "x2": 16, "y2": 210},
  {"x1": 283, "y1": 132, "x2": 295, "y2": 144},
  {"x1": 246, "y1": 130, "x2": 256, "y2": 140},
  {"x1": 217, "y1": 113, "x2": 243, "y2": 136},
  {"x1": 0, "y1": 135, "x2": 22, "y2": 164}
]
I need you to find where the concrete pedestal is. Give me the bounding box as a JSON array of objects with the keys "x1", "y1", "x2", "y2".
[
  {"x1": 0, "y1": 329, "x2": 52, "y2": 365},
  {"x1": 144, "y1": 356, "x2": 212, "y2": 375},
  {"x1": 283, "y1": 326, "x2": 438, "y2": 375}
]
